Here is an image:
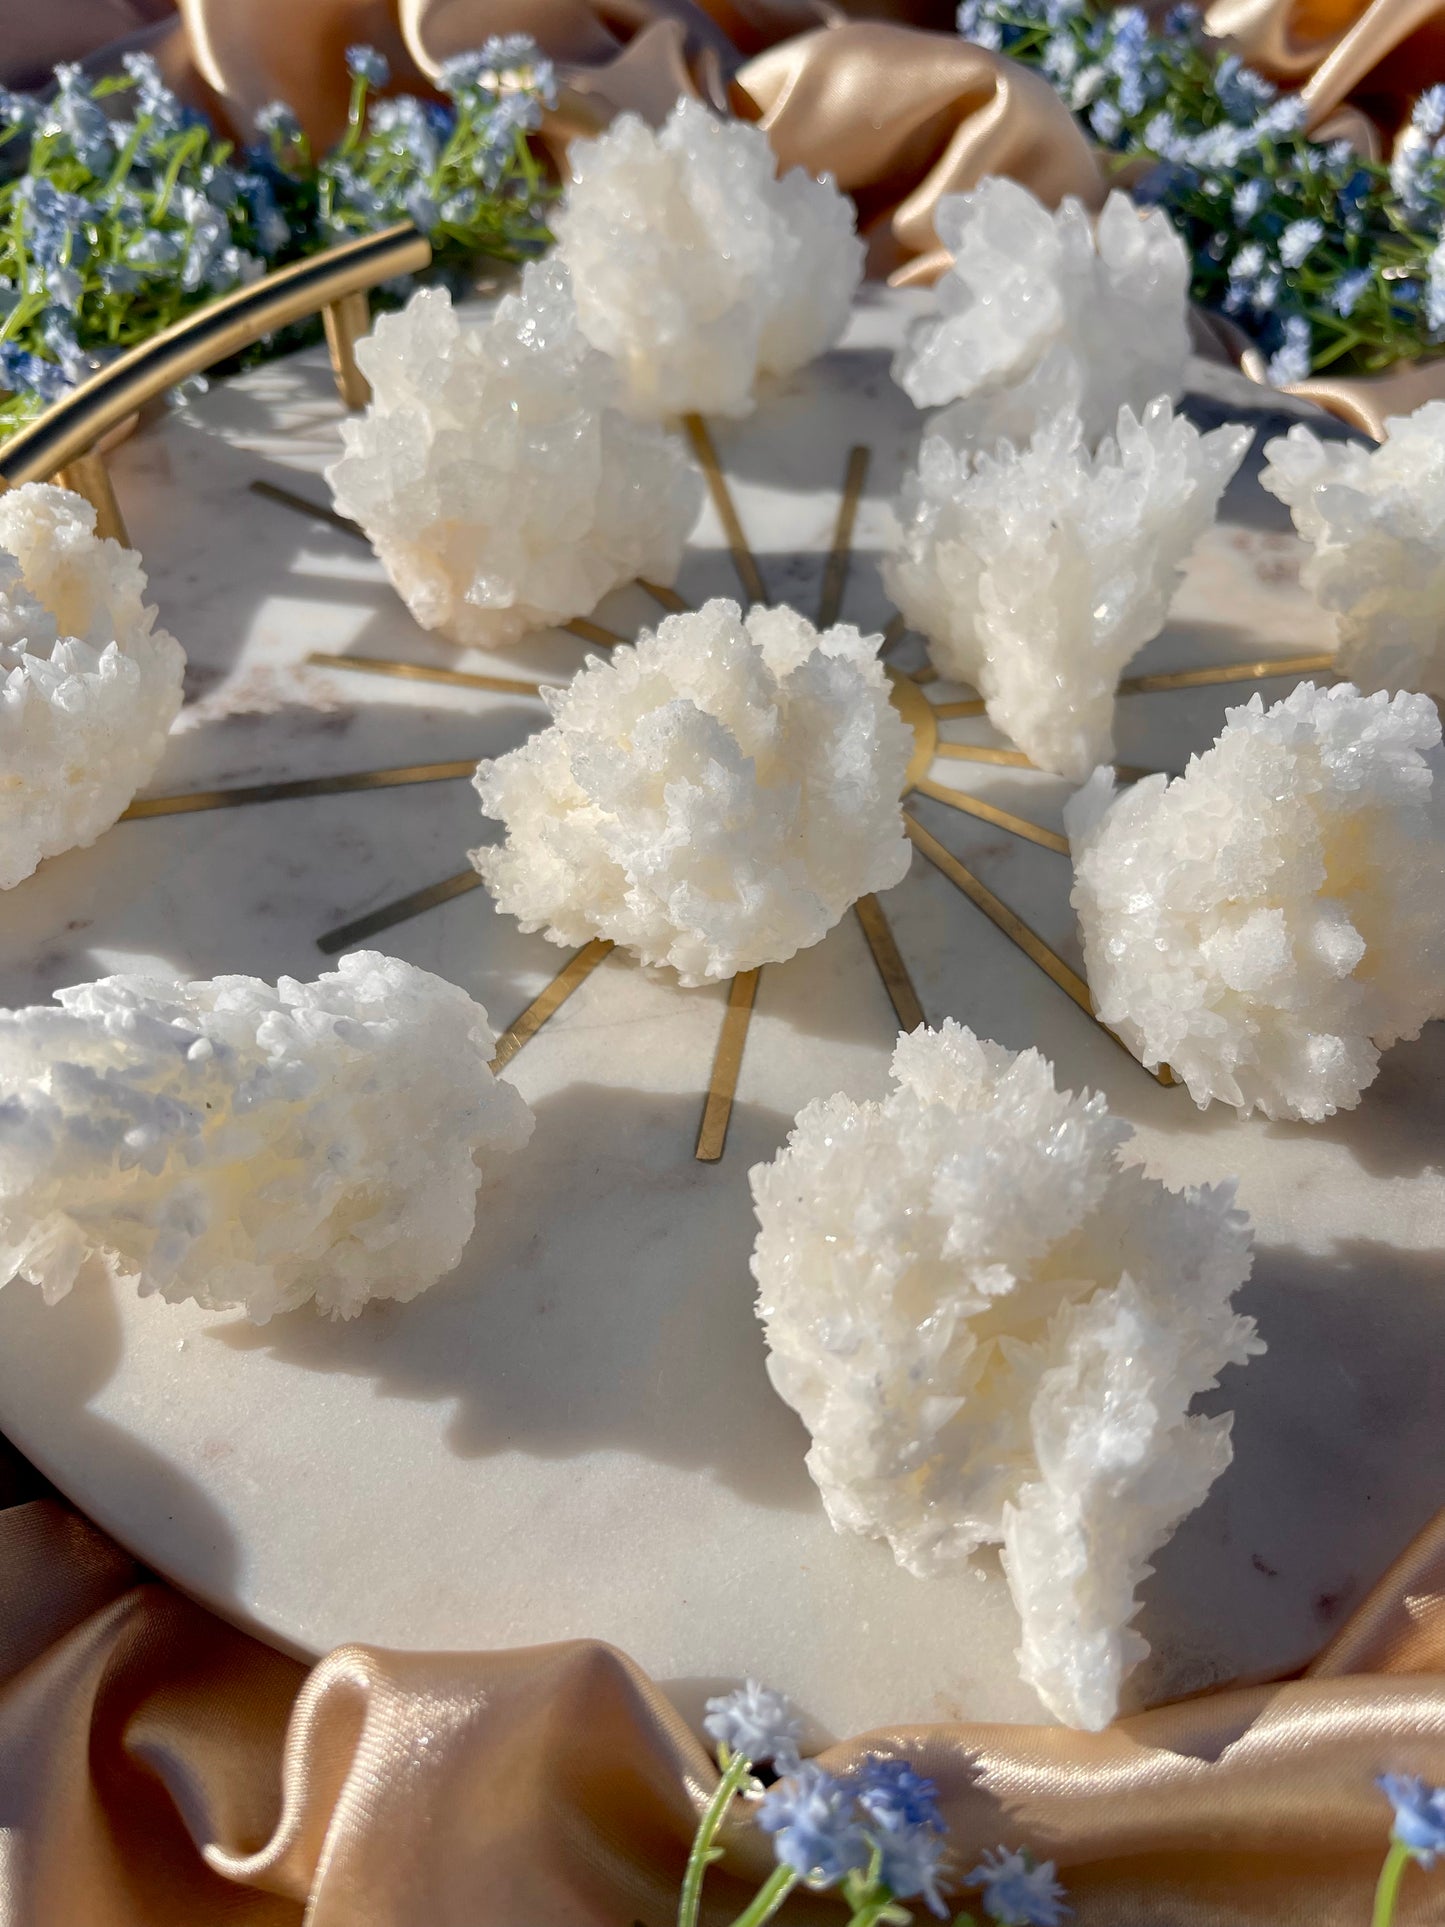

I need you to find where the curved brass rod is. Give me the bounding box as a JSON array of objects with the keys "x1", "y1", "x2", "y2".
[{"x1": 0, "y1": 223, "x2": 431, "y2": 488}]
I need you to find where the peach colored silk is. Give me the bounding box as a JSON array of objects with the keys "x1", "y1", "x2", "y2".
[{"x1": 4, "y1": 1476, "x2": 1445, "y2": 1924}]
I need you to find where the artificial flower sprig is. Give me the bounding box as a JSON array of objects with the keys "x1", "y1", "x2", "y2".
[
  {"x1": 0, "y1": 37, "x2": 557, "y2": 438},
  {"x1": 685, "y1": 1683, "x2": 1070, "y2": 1927},
  {"x1": 1374, "y1": 1775, "x2": 1445, "y2": 1927},
  {"x1": 956, "y1": 0, "x2": 1445, "y2": 383}
]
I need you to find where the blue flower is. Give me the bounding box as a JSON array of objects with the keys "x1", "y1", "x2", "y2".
[
  {"x1": 1215, "y1": 53, "x2": 1275, "y2": 124},
  {"x1": 1413, "y1": 85, "x2": 1445, "y2": 139},
  {"x1": 1253, "y1": 95, "x2": 1308, "y2": 140},
  {"x1": 45, "y1": 264, "x2": 83, "y2": 311},
  {"x1": 345, "y1": 45, "x2": 390, "y2": 87},
  {"x1": 255, "y1": 100, "x2": 302, "y2": 143},
  {"x1": 127, "y1": 230, "x2": 183, "y2": 268},
  {"x1": 855, "y1": 1756, "x2": 944, "y2": 1834},
  {"x1": 967, "y1": 1847, "x2": 1070, "y2": 1926},
  {"x1": 100, "y1": 262, "x2": 142, "y2": 295},
  {"x1": 1089, "y1": 99, "x2": 1123, "y2": 145},
  {"x1": 0, "y1": 85, "x2": 37, "y2": 132},
  {"x1": 483, "y1": 32, "x2": 546, "y2": 68},
  {"x1": 1380, "y1": 1776, "x2": 1445, "y2": 1864},
  {"x1": 438, "y1": 51, "x2": 495, "y2": 97},
  {"x1": 1330, "y1": 266, "x2": 1373, "y2": 317},
  {"x1": 0, "y1": 343, "x2": 69, "y2": 403},
  {"x1": 1427, "y1": 242, "x2": 1445, "y2": 333},
  {"x1": 1042, "y1": 36, "x2": 1080, "y2": 83},
  {"x1": 1265, "y1": 313, "x2": 1312, "y2": 385},
  {"x1": 702, "y1": 1681, "x2": 802, "y2": 1771},
  {"x1": 370, "y1": 96, "x2": 440, "y2": 170},
  {"x1": 876, "y1": 1825, "x2": 952, "y2": 1916},
  {"x1": 756, "y1": 1764, "x2": 870, "y2": 1886},
  {"x1": 1279, "y1": 216, "x2": 1323, "y2": 267},
  {"x1": 1233, "y1": 177, "x2": 1265, "y2": 222}
]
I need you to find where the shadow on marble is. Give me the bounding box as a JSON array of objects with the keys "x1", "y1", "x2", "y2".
[
  {"x1": 0, "y1": 1271, "x2": 241, "y2": 1610},
  {"x1": 212, "y1": 1084, "x2": 819, "y2": 1514},
  {"x1": 1129, "y1": 1232, "x2": 1445, "y2": 1717}
]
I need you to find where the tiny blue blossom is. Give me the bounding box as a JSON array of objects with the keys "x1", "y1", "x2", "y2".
[
  {"x1": 1330, "y1": 266, "x2": 1373, "y2": 317},
  {"x1": 1233, "y1": 177, "x2": 1265, "y2": 221},
  {"x1": 255, "y1": 100, "x2": 302, "y2": 143},
  {"x1": 345, "y1": 45, "x2": 390, "y2": 87},
  {"x1": 967, "y1": 1847, "x2": 1070, "y2": 1926},
  {"x1": 1089, "y1": 98, "x2": 1123, "y2": 144},
  {"x1": 702, "y1": 1681, "x2": 802, "y2": 1770},
  {"x1": 855, "y1": 1756, "x2": 944, "y2": 1834},
  {"x1": 757, "y1": 1764, "x2": 870, "y2": 1886},
  {"x1": 1215, "y1": 52, "x2": 1275, "y2": 123},
  {"x1": 1380, "y1": 1775, "x2": 1445, "y2": 1864},
  {"x1": 1413, "y1": 85, "x2": 1445, "y2": 138},
  {"x1": 1265, "y1": 313, "x2": 1313, "y2": 385},
  {"x1": 1253, "y1": 95, "x2": 1308, "y2": 140},
  {"x1": 875, "y1": 1825, "x2": 952, "y2": 1916},
  {"x1": 45, "y1": 264, "x2": 83, "y2": 311},
  {"x1": 1279, "y1": 217, "x2": 1324, "y2": 268}
]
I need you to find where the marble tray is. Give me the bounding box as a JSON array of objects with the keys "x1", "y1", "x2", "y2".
[{"x1": 1, "y1": 286, "x2": 1441, "y2": 1743}]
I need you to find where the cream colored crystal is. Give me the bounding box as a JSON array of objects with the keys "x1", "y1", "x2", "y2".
[
  {"x1": 750, "y1": 1021, "x2": 1258, "y2": 1731},
  {"x1": 1260, "y1": 402, "x2": 1445, "y2": 699},
  {"x1": 326, "y1": 269, "x2": 702, "y2": 648},
  {"x1": 553, "y1": 99, "x2": 864, "y2": 420},
  {"x1": 0, "y1": 483, "x2": 184, "y2": 890},
  {"x1": 892, "y1": 180, "x2": 1190, "y2": 450},
  {"x1": 1067, "y1": 682, "x2": 1445, "y2": 1119},
  {"x1": 884, "y1": 401, "x2": 1251, "y2": 779},
  {"x1": 472, "y1": 599, "x2": 911, "y2": 984},
  {"x1": 0, "y1": 952, "x2": 534, "y2": 1322}
]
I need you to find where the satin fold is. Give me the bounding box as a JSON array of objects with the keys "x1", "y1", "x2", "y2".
[{"x1": 3, "y1": 1469, "x2": 1445, "y2": 1925}]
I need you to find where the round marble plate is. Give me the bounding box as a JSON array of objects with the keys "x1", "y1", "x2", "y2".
[{"x1": 0, "y1": 287, "x2": 1442, "y2": 1742}]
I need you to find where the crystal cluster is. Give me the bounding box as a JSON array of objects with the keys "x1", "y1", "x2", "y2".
[
  {"x1": 750, "y1": 1021, "x2": 1258, "y2": 1732},
  {"x1": 1261, "y1": 403, "x2": 1445, "y2": 701},
  {"x1": 0, "y1": 484, "x2": 184, "y2": 890},
  {"x1": 472, "y1": 599, "x2": 912, "y2": 984},
  {"x1": 1067, "y1": 683, "x2": 1445, "y2": 1119},
  {"x1": 0, "y1": 952, "x2": 534, "y2": 1322},
  {"x1": 884, "y1": 401, "x2": 1251, "y2": 779},
  {"x1": 552, "y1": 99, "x2": 864, "y2": 420},
  {"x1": 326, "y1": 269, "x2": 702, "y2": 649},
  {"x1": 892, "y1": 181, "x2": 1191, "y2": 450}
]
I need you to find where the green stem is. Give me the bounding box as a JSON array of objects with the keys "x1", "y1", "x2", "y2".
[
  {"x1": 725, "y1": 1865, "x2": 799, "y2": 1927},
  {"x1": 678, "y1": 1750, "x2": 754, "y2": 1927},
  {"x1": 1371, "y1": 1839, "x2": 1413, "y2": 1927}
]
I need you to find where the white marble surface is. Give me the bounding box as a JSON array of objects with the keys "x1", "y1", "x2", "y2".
[{"x1": 0, "y1": 287, "x2": 1442, "y2": 1742}]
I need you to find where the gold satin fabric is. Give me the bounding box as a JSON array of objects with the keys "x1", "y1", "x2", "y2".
[{"x1": 5, "y1": 1463, "x2": 1445, "y2": 1925}]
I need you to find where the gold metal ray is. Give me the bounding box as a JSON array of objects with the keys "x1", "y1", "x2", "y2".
[
  {"x1": 935, "y1": 743, "x2": 1157, "y2": 783},
  {"x1": 903, "y1": 815, "x2": 1172, "y2": 1084},
  {"x1": 250, "y1": 478, "x2": 369, "y2": 543},
  {"x1": 696, "y1": 968, "x2": 761, "y2": 1161},
  {"x1": 888, "y1": 668, "x2": 941, "y2": 795},
  {"x1": 323, "y1": 290, "x2": 373, "y2": 410},
  {"x1": 911, "y1": 666, "x2": 938, "y2": 685},
  {"x1": 881, "y1": 612, "x2": 907, "y2": 653},
  {"x1": 1119, "y1": 653, "x2": 1336, "y2": 694},
  {"x1": 818, "y1": 446, "x2": 870, "y2": 627},
  {"x1": 490, "y1": 940, "x2": 615, "y2": 1072},
  {"x1": 932, "y1": 695, "x2": 987, "y2": 718},
  {"x1": 683, "y1": 413, "x2": 768, "y2": 606},
  {"x1": 305, "y1": 652, "x2": 549, "y2": 698},
  {"x1": 911, "y1": 775, "x2": 1069, "y2": 854},
  {"x1": 855, "y1": 894, "x2": 925, "y2": 1032},
  {"x1": 317, "y1": 870, "x2": 481, "y2": 954},
  {"x1": 640, "y1": 580, "x2": 691, "y2": 613},
  {"x1": 563, "y1": 616, "x2": 626, "y2": 649},
  {"x1": 55, "y1": 448, "x2": 128, "y2": 545},
  {"x1": 123, "y1": 761, "x2": 477, "y2": 819}
]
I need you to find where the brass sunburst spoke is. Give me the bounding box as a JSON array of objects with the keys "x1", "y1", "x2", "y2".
[
  {"x1": 490, "y1": 940, "x2": 615, "y2": 1073},
  {"x1": 124, "y1": 761, "x2": 477, "y2": 819},
  {"x1": 250, "y1": 477, "x2": 369, "y2": 543},
  {"x1": 903, "y1": 815, "x2": 1172, "y2": 1086},
  {"x1": 1119, "y1": 653, "x2": 1336, "y2": 695},
  {"x1": 317, "y1": 870, "x2": 481, "y2": 955},
  {"x1": 306, "y1": 652, "x2": 550, "y2": 698},
  {"x1": 683, "y1": 413, "x2": 768, "y2": 607},
  {"x1": 696, "y1": 968, "x2": 761, "y2": 1162},
  {"x1": 854, "y1": 894, "x2": 926, "y2": 1032},
  {"x1": 911, "y1": 666, "x2": 938, "y2": 685},
  {"x1": 639, "y1": 579, "x2": 691, "y2": 614},
  {"x1": 934, "y1": 743, "x2": 1158, "y2": 783},
  {"x1": 881, "y1": 612, "x2": 907, "y2": 653},
  {"x1": 818, "y1": 445, "x2": 870, "y2": 627},
  {"x1": 563, "y1": 616, "x2": 626, "y2": 649},
  {"x1": 931, "y1": 694, "x2": 985, "y2": 717},
  {"x1": 911, "y1": 775, "x2": 1069, "y2": 855}
]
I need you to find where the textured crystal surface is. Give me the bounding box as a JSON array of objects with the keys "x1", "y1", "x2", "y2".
[
  {"x1": 0, "y1": 484, "x2": 184, "y2": 890},
  {"x1": 553, "y1": 99, "x2": 864, "y2": 420},
  {"x1": 884, "y1": 401, "x2": 1251, "y2": 779},
  {"x1": 1261, "y1": 403, "x2": 1445, "y2": 699},
  {"x1": 326, "y1": 269, "x2": 702, "y2": 648},
  {"x1": 0, "y1": 952, "x2": 534, "y2": 1322},
  {"x1": 1068, "y1": 682, "x2": 1445, "y2": 1119},
  {"x1": 892, "y1": 181, "x2": 1190, "y2": 450},
  {"x1": 472, "y1": 599, "x2": 911, "y2": 984},
  {"x1": 750, "y1": 1022, "x2": 1258, "y2": 1731}
]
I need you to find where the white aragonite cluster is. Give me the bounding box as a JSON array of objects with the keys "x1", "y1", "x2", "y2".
[
  {"x1": 325, "y1": 268, "x2": 702, "y2": 649},
  {"x1": 552, "y1": 99, "x2": 864, "y2": 420},
  {"x1": 892, "y1": 180, "x2": 1191, "y2": 450},
  {"x1": 884, "y1": 401, "x2": 1251, "y2": 780},
  {"x1": 1067, "y1": 682, "x2": 1445, "y2": 1120},
  {"x1": 0, "y1": 483, "x2": 184, "y2": 890},
  {"x1": 1260, "y1": 403, "x2": 1445, "y2": 700},
  {"x1": 0, "y1": 952, "x2": 533, "y2": 1323},
  {"x1": 750, "y1": 1021, "x2": 1259, "y2": 1732},
  {"x1": 472, "y1": 599, "x2": 912, "y2": 984}
]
